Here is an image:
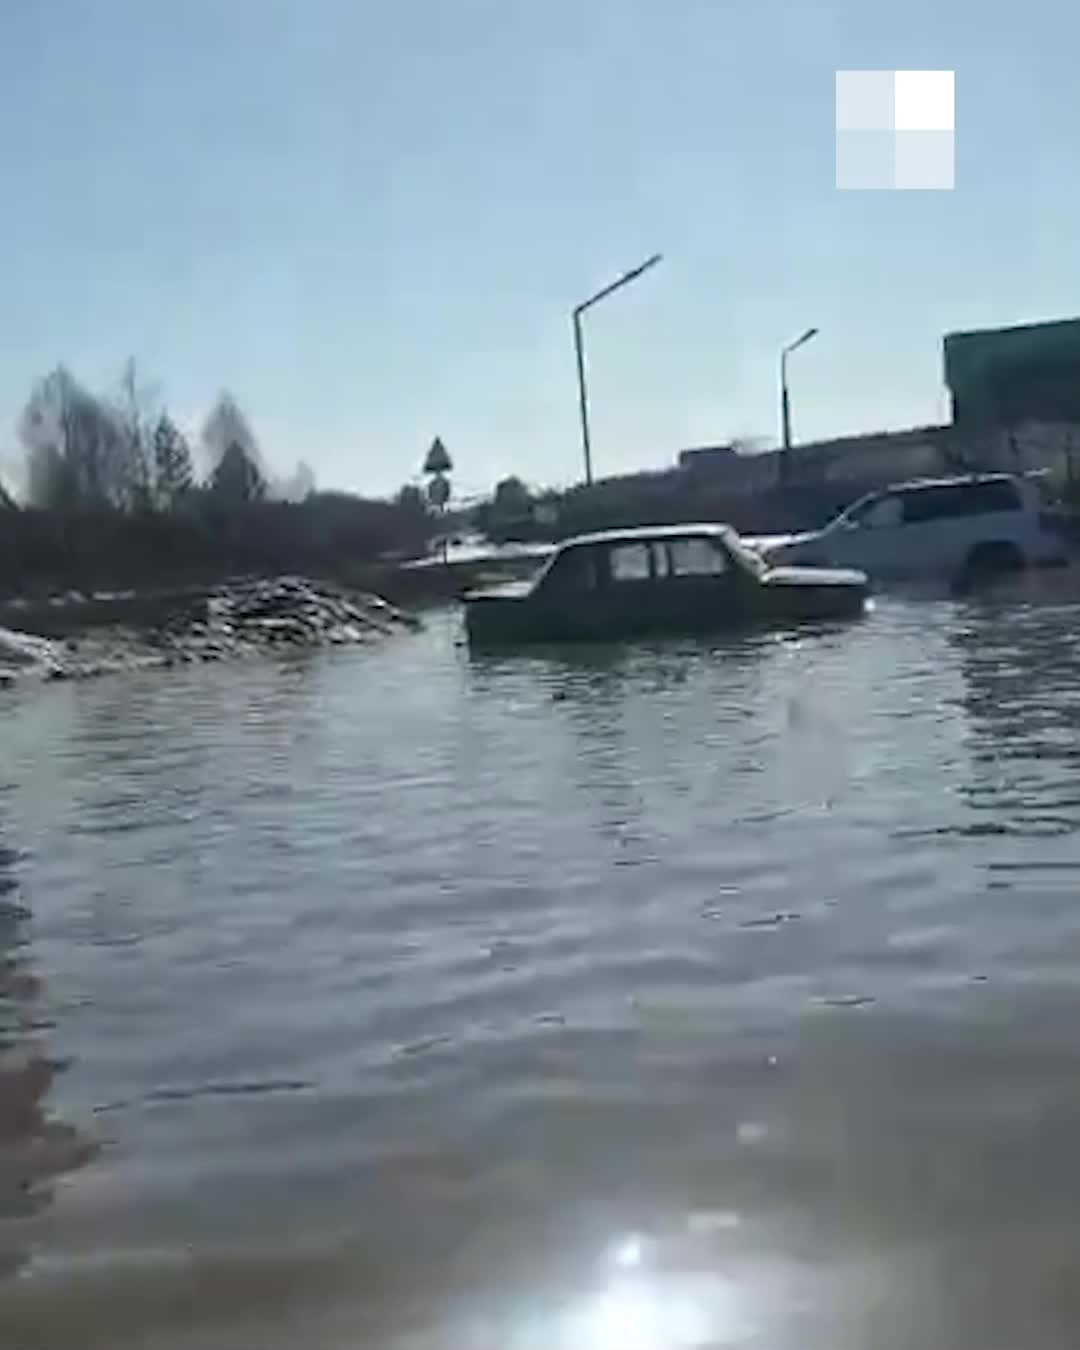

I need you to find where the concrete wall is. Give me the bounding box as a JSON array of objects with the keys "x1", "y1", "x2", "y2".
[
  {"x1": 678, "y1": 427, "x2": 952, "y2": 500},
  {"x1": 676, "y1": 420, "x2": 1080, "y2": 504},
  {"x1": 959, "y1": 420, "x2": 1080, "y2": 479}
]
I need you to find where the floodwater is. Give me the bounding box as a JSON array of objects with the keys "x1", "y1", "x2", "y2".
[{"x1": 3, "y1": 588, "x2": 1080, "y2": 1348}]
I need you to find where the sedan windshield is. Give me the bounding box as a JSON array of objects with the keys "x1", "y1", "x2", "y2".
[{"x1": 727, "y1": 533, "x2": 768, "y2": 578}]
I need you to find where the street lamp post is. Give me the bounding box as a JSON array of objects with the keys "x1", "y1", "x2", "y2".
[
  {"x1": 779, "y1": 327, "x2": 819, "y2": 482},
  {"x1": 573, "y1": 253, "x2": 662, "y2": 486}
]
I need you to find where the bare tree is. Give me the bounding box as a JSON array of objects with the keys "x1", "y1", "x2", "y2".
[
  {"x1": 18, "y1": 366, "x2": 152, "y2": 511},
  {"x1": 270, "y1": 460, "x2": 316, "y2": 502},
  {"x1": 396, "y1": 483, "x2": 427, "y2": 515},
  {"x1": 20, "y1": 368, "x2": 73, "y2": 507},
  {"x1": 492, "y1": 476, "x2": 532, "y2": 514},
  {"x1": 114, "y1": 357, "x2": 158, "y2": 512},
  {"x1": 19, "y1": 368, "x2": 95, "y2": 508}
]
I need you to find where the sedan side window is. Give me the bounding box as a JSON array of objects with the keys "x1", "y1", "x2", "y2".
[
  {"x1": 610, "y1": 543, "x2": 652, "y2": 582},
  {"x1": 668, "y1": 537, "x2": 729, "y2": 575}
]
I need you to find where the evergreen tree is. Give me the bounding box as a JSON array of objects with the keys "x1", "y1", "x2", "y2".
[
  {"x1": 210, "y1": 440, "x2": 267, "y2": 505},
  {"x1": 152, "y1": 413, "x2": 194, "y2": 511}
]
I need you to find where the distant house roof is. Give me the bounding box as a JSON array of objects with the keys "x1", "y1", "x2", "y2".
[{"x1": 677, "y1": 445, "x2": 737, "y2": 470}]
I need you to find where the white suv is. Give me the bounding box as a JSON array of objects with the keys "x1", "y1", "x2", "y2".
[{"x1": 758, "y1": 473, "x2": 1069, "y2": 584}]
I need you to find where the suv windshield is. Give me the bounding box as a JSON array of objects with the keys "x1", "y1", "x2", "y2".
[{"x1": 835, "y1": 493, "x2": 885, "y2": 527}]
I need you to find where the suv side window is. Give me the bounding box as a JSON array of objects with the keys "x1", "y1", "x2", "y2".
[
  {"x1": 968, "y1": 480, "x2": 1022, "y2": 513},
  {"x1": 901, "y1": 480, "x2": 1022, "y2": 523}
]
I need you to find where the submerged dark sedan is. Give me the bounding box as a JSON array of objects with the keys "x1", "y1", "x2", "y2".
[{"x1": 464, "y1": 523, "x2": 868, "y2": 645}]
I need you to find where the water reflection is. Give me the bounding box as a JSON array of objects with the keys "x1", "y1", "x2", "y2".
[
  {"x1": 949, "y1": 595, "x2": 1080, "y2": 850},
  {"x1": 546, "y1": 659, "x2": 653, "y2": 863},
  {"x1": 466, "y1": 635, "x2": 779, "y2": 872},
  {"x1": 0, "y1": 817, "x2": 95, "y2": 1280}
]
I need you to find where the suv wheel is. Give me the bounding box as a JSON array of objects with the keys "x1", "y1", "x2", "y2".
[{"x1": 958, "y1": 541, "x2": 1026, "y2": 589}]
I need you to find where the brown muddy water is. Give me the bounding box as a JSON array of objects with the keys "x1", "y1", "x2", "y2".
[{"x1": 3, "y1": 588, "x2": 1080, "y2": 1349}]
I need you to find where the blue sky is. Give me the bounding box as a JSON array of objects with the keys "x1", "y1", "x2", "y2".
[{"x1": 1, "y1": 0, "x2": 1078, "y2": 498}]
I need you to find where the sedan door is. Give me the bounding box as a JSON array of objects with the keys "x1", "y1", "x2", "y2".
[
  {"x1": 655, "y1": 534, "x2": 743, "y2": 629},
  {"x1": 531, "y1": 544, "x2": 605, "y2": 637},
  {"x1": 602, "y1": 540, "x2": 664, "y2": 634}
]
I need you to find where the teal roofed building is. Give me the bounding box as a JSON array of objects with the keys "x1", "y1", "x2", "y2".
[{"x1": 944, "y1": 318, "x2": 1080, "y2": 426}]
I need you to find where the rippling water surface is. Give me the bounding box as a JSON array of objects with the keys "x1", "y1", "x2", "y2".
[{"x1": 4, "y1": 590, "x2": 1080, "y2": 1348}]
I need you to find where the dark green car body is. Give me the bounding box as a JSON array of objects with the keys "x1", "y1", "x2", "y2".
[{"x1": 464, "y1": 524, "x2": 868, "y2": 645}]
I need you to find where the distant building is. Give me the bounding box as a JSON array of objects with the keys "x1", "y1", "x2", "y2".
[
  {"x1": 944, "y1": 317, "x2": 1080, "y2": 426},
  {"x1": 656, "y1": 319, "x2": 1080, "y2": 514},
  {"x1": 677, "y1": 444, "x2": 737, "y2": 474}
]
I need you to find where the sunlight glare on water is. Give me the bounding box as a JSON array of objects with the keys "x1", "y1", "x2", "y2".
[
  {"x1": 497, "y1": 1232, "x2": 755, "y2": 1350},
  {"x1": 576, "y1": 1275, "x2": 709, "y2": 1350}
]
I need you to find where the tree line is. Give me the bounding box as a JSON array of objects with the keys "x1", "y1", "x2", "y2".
[
  {"x1": 15, "y1": 363, "x2": 315, "y2": 514},
  {"x1": 0, "y1": 364, "x2": 437, "y2": 597}
]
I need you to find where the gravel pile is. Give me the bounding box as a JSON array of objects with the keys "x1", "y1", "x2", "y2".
[{"x1": 0, "y1": 577, "x2": 420, "y2": 687}]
